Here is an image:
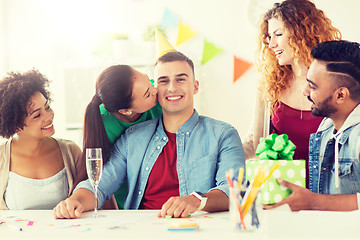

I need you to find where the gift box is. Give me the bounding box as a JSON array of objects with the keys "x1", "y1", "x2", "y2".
[
  {"x1": 246, "y1": 159, "x2": 306, "y2": 204},
  {"x1": 246, "y1": 133, "x2": 306, "y2": 204}
]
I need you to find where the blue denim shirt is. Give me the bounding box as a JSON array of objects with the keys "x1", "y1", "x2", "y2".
[
  {"x1": 76, "y1": 110, "x2": 245, "y2": 209},
  {"x1": 309, "y1": 104, "x2": 360, "y2": 194}
]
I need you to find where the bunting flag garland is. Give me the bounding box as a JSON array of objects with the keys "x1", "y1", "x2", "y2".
[
  {"x1": 159, "y1": 7, "x2": 251, "y2": 80},
  {"x1": 201, "y1": 39, "x2": 223, "y2": 65},
  {"x1": 176, "y1": 21, "x2": 197, "y2": 46},
  {"x1": 161, "y1": 8, "x2": 180, "y2": 29},
  {"x1": 155, "y1": 28, "x2": 176, "y2": 58},
  {"x1": 233, "y1": 55, "x2": 253, "y2": 82}
]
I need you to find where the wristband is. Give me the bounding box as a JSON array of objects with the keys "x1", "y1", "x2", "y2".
[{"x1": 191, "y1": 191, "x2": 208, "y2": 210}]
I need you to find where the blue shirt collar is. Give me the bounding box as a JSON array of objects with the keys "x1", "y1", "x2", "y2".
[
  {"x1": 317, "y1": 104, "x2": 360, "y2": 134},
  {"x1": 157, "y1": 109, "x2": 199, "y2": 136}
]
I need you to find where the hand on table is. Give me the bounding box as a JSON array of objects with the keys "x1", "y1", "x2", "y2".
[
  {"x1": 53, "y1": 198, "x2": 84, "y2": 219},
  {"x1": 157, "y1": 195, "x2": 200, "y2": 218},
  {"x1": 263, "y1": 178, "x2": 316, "y2": 211}
]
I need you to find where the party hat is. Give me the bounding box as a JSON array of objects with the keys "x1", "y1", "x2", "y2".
[{"x1": 155, "y1": 28, "x2": 176, "y2": 58}]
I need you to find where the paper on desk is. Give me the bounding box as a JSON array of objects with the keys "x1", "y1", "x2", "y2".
[
  {"x1": 264, "y1": 208, "x2": 360, "y2": 239},
  {"x1": 0, "y1": 210, "x2": 156, "y2": 233}
]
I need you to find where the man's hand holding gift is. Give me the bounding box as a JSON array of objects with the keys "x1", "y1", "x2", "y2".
[{"x1": 263, "y1": 178, "x2": 317, "y2": 211}]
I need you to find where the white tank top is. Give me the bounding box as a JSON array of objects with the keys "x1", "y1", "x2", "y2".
[{"x1": 4, "y1": 168, "x2": 69, "y2": 210}]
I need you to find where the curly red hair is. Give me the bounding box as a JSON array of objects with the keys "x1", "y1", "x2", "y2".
[{"x1": 257, "y1": 0, "x2": 341, "y2": 108}]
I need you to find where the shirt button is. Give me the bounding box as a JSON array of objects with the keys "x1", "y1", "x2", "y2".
[
  {"x1": 139, "y1": 191, "x2": 142, "y2": 195},
  {"x1": 163, "y1": 137, "x2": 167, "y2": 140},
  {"x1": 186, "y1": 132, "x2": 189, "y2": 135},
  {"x1": 145, "y1": 167, "x2": 149, "y2": 171},
  {"x1": 313, "y1": 165, "x2": 316, "y2": 168},
  {"x1": 315, "y1": 138, "x2": 319, "y2": 141},
  {"x1": 157, "y1": 146, "x2": 160, "y2": 150},
  {"x1": 155, "y1": 136, "x2": 159, "y2": 140}
]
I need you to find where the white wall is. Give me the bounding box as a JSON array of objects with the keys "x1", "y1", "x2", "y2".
[
  {"x1": 0, "y1": 0, "x2": 8, "y2": 74},
  {"x1": 1, "y1": 0, "x2": 360, "y2": 146}
]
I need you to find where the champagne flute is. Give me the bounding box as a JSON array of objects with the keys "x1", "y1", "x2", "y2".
[{"x1": 86, "y1": 148, "x2": 103, "y2": 218}]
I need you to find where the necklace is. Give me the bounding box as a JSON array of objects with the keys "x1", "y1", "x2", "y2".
[
  {"x1": 291, "y1": 62, "x2": 308, "y2": 120},
  {"x1": 291, "y1": 78, "x2": 305, "y2": 120},
  {"x1": 300, "y1": 93, "x2": 303, "y2": 120},
  {"x1": 295, "y1": 76, "x2": 307, "y2": 120}
]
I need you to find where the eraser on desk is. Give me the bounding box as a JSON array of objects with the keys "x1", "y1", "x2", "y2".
[{"x1": 168, "y1": 221, "x2": 199, "y2": 231}]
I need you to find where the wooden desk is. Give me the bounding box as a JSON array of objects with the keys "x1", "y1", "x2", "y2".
[{"x1": 0, "y1": 208, "x2": 359, "y2": 240}]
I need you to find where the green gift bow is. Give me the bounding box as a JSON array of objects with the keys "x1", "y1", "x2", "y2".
[{"x1": 255, "y1": 133, "x2": 296, "y2": 160}]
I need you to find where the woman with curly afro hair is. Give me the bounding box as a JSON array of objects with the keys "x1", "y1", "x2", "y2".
[
  {"x1": 0, "y1": 69, "x2": 86, "y2": 210},
  {"x1": 243, "y1": 0, "x2": 341, "y2": 184}
]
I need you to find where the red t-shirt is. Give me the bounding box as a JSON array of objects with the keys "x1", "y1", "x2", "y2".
[
  {"x1": 139, "y1": 130, "x2": 179, "y2": 209},
  {"x1": 271, "y1": 102, "x2": 323, "y2": 161}
]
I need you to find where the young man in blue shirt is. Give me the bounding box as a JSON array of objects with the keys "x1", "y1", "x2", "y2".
[
  {"x1": 265, "y1": 40, "x2": 360, "y2": 211},
  {"x1": 53, "y1": 51, "x2": 246, "y2": 218}
]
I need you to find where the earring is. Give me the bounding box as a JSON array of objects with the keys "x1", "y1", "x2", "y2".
[{"x1": 129, "y1": 111, "x2": 132, "y2": 115}]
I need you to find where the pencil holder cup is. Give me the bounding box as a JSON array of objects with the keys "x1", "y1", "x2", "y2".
[{"x1": 229, "y1": 186, "x2": 261, "y2": 231}]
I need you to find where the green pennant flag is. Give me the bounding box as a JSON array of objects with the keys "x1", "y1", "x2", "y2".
[{"x1": 201, "y1": 39, "x2": 223, "y2": 65}]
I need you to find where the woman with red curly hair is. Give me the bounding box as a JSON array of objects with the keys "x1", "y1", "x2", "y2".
[
  {"x1": 244, "y1": 0, "x2": 341, "y2": 181},
  {"x1": 0, "y1": 70, "x2": 86, "y2": 210}
]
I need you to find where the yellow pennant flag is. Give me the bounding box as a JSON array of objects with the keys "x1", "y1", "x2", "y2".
[
  {"x1": 155, "y1": 28, "x2": 176, "y2": 58},
  {"x1": 201, "y1": 39, "x2": 223, "y2": 65},
  {"x1": 176, "y1": 21, "x2": 197, "y2": 46}
]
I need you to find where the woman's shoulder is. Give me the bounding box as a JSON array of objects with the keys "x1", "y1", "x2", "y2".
[
  {"x1": 0, "y1": 138, "x2": 11, "y2": 155},
  {"x1": 53, "y1": 138, "x2": 81, "y2": 155},
  {"x1": 0, "y1": 138, "x2": 9, "y2": 148},
  {"x1": 0, "y1": 138, "x2": 11, "y2": 172},
  {"x1": 151, "y1": 101, "x2": 162, "y2": 111},
  {"x1": 54, "y1": 137, "x2": 76, "y2": 146},
  {"x1": 147, "y1": 102, "x2": 162, "y2": 118}
]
